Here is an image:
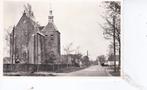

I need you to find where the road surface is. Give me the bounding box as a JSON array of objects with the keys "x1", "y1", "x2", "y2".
[
  {"x1": 4, "y1": 65, "x2": 111, "y2": 76},
  {"x1": 56, "y1": 65, "x2": 111, "y2": 76}
]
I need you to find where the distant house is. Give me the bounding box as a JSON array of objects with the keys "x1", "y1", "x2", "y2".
[
  {"x1": 107, "y1": 55, "x2": 119, "y2": 66},
  {"x1": 61, "y1": 54, "x2": 82, "y2": 66},
  {"x1": 9, "y1": 9, "x2": 60, "y2": 64}
]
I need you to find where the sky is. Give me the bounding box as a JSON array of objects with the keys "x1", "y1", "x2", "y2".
[{"x1": 3, "y1": 0, "x2": 111, "y2": 60}]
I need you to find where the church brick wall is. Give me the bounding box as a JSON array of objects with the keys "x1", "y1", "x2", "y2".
[{"x1": 9, "y1": 10, "x2": 61, "y2": 65}]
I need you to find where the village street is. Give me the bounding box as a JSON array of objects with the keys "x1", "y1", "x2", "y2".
[
  {"x1": 55, "y1": 65, "x2": 111, "y2": 76},
  {"x1": 3, "y1": 65, "x2": 111, "y2": 76}
]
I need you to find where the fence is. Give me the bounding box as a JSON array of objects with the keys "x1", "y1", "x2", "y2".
[{"x1": 3, "y1": 64, "x2": 69, "y2": 72}]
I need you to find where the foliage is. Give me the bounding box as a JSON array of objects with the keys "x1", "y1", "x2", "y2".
[
  {"x1": 82, "y1": 55, "x2": 90, "y2": 66},
  {"x1": 100, "y1": 1, "x2": 121, "y2": 69},
  {"x1": 97, "y1": 55, "x2": 106, "y2": 65},
  {"x1": 101, "y1": 1, "x2": 121, "y2": 43}
]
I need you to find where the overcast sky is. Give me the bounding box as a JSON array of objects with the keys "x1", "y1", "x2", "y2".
[{"x1": 3, "y1": 0, "x2": 112, "y2": 60}]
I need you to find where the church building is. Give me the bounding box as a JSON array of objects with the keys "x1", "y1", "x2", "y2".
[{"x1": 10, "y1": 9, "x2": 60, "y2": 64}]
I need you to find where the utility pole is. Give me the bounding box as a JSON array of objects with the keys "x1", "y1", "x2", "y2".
[
  {"x1": 113, "y1": 16, "x2": 116, "y2": 72},
  {"x1": 86, "y1": 50, "x2": 90, "y2": 66}
]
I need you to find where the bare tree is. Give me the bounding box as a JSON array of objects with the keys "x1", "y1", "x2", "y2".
[
  {"x1": 24, "y1": 3, "x2": 35, "y2": 19},
  {"x1": 63, "y1": 43, "x2": 74, "y2": 68},
  {"x1": 4, "y1": 26, "x2": 13, "y2": 57},
  {"x1": 74, "y1": 46, "x2": 80, "y2": 54},
  {"x1": 64, "y1": 43, "x2": 74, "y2": 55},
  {"x1": 100, "y1": 1, "x2": 121, "y2": 72},
  {"x1": 108, "y1": 42, "x2": 119, "y2": 55},
  {"x1": 4, "y1": 27, "x2": 12, "y2": 47}
]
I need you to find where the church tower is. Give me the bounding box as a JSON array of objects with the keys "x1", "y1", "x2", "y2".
[{"x1": 42, "y1": 9, "x2": 61, "y2": 63}]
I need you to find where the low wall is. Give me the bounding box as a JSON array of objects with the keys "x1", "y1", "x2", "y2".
[{"x1": 3, "y1": 64, "x2": 69, "y2": 72}]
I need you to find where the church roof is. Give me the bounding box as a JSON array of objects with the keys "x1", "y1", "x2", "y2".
[
  {"x1": 36, "y1": 31, "x2": 45, "y2": 36},
  {"x1": 41, "y1": 9, "x2": 60, "y2": 33},
  {"x1": 15, "y1": 10, "x2": 59, "y2": 37},
  {"x1": 38, "y1": 26, "x2": 45, "y2": 30},
  {"x1": 41, "y1": 22, "x2": 59, "y2": 34},
  {"x1": 16, "y1": 11, "x2": 40, "y2": 28},
  {"x1": 16, "y1": 11, "x2": 45, "y2": 34}
]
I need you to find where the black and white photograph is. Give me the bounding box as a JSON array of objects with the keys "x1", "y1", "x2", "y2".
[{"x1": 3, "y1": 0, "x2": 121, "y2": 76}]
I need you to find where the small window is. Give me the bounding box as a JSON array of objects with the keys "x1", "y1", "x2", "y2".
[{"x1": 50, "y1": 35, "x2": 54, "y2": 40}]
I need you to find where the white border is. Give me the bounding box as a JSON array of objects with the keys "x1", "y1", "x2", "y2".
[{"x1": 1, "y1": 0, "x2": 147, "y2": 90}]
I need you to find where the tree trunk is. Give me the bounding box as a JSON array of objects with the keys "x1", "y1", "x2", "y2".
[
  {"x1": 118, "y1": 39, "x2": 121, "y2": 71},
  {"x1": 113, "y1": 16, "x2": 116, "y2": 72}
]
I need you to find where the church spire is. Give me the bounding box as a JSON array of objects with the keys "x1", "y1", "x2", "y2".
[{"x1": 48, "y1": 3, "x2": 54, "y2": 22}]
